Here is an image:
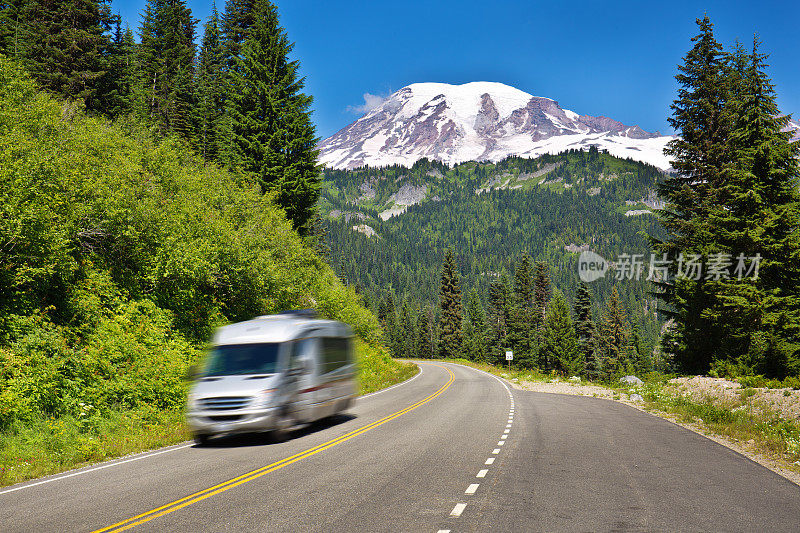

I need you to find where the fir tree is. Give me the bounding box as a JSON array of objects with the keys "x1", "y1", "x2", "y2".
[
  {"x1": 220, "y1": 0, "x2": 255, "y2": 67},
  {"x1": 597, "y1": 288, "x2": 632, "y2": 380},
  {"x1": 709, "y1": 39, "x2": 800, "y2": 377},
  {"x1": 463, "y1": 289, "x2": 488, "y2": 362},
  {"x1": 438, "y1": 250, "x2": 463, "y2": 359},
  {"x1": 653, "y1": 16, "x2": 732, "y2": 374},
  {"x1": 509, "y1": 255, "x2": 535, "y2": 366},
  {"x1": 196, "y1": 5, "x2": 225, "y2": 161},
  {"x1": 0, "y1": 0, "x2": 24, "y2": 58},
  {"x1": 136, "y1": 0, "x2": 197, "y2": 138},
  {"x1": 98, "y1": 17, "x2": 135, "y2": 117},
  {"x1": 533, "y1": 261, "x2": 552, "y2": 368},
  {"x1": 533, "y1": 261, "x2": 551, "y2": 325},
  {"x1": 225, "y1": 0, "x2": 320, "y2": 233},
  {"x1": 487, "y1": 274, "x2": 511, "y2": 364},
  {"x1": 574, "y1": 283, "x2": 597, "y2": 377},
  {"x1": 415, "y1": 305, "x2": 434, "y2": 359},
  {"x1": 540, "y1": 291, "x2": 582, "y2": 376},
  {"x1": 14, "y1": 0, "x2": 114, "y2": 112}
]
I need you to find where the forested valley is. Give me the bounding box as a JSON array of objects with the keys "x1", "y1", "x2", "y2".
[{"x1": 321, "y1": 150, "x2": 667, "y2": 374}]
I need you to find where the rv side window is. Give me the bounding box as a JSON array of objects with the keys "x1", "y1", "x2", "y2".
[
  {"x1": 321, "y1": 337, "x2": 350, "y2": 374},
  {"x1": 290, "y1": 338, "x2": 315, "y2": 369}
]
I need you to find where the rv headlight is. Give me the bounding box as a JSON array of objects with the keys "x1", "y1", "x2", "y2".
[{"x1": 258, "y1": 389, "x2": 277, "y2": 408}]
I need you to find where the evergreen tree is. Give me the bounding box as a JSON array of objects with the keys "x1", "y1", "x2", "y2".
[
  {"x1": 463, "y1": 289, "x2": 488, "y2": 362},
  {"x1": 707, "y1": 39, "x2": 800, "y2": 377},
  {"x1": 574, "y1": 283, "x2": 597, "y2": 377},
  {"x1": 415, "y1": 305, "x2": 434, "y2": 359},
  {"x1": 630, "y1": 324, "x2": 652, "y2": 374},
  {"x1": 14, "y1": 0, "x2": 114, "y2": 112},
  {"x1": 597, "y1": 288, "x2": 632, "y2": 380},
  {"x1": 533, "y1": 261, "x2": 551, "y2": 325},
  {"x1": 540, "y1": 291, "x2": 582, "y2": 376},
  {"x1": 98, "y1": 17, "x2": 135, "y2": 117},
  {"x1": 438, "y1": 250, "x2": 463, "y2": 359},
  {"x1": 220, "y1": 0, "x2": 255, "y2": 67},
  {"x1": 0, "y1": 0, "x2": 24, "y2": 57},
  {"x1": 196, "y1": 5, "x2": 225, "y2": 161},
  {"x1": 225, "y1": 0, "x2": 320, "y2": 232},
  {"x1": 399, "y1": 299, "x2": 416, "y2": 358},
  {"x1": 508, "y1": 255, "x2": 535, "y2": 366},
  {"x1": 487, "y1": 274, "x2": 511, "y2": 364},
  {"x1": 136, "y1": 0, "x2": 197, "y2": 138},
  {"x1": 533, "y1": 261, "x2": 552, "y2": 368},
  {"x1": 653, "y1": 16, "x2": 733, "y2": 374}
]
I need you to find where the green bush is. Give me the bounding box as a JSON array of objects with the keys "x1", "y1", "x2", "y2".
[{"x1": 0, "y1": 54, "x2": 390, "y2": 432}]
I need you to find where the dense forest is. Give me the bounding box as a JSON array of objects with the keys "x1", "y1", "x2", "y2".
[{"x1": 321, "y1": 150, "x2": 667, "y2": 370}]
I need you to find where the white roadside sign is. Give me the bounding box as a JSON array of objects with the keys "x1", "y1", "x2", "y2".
[{"x1": 505, "y1": 350, "x2": 513, "y2": 361}]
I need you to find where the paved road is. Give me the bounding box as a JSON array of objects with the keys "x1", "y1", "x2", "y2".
[{"x1": 2, "y1": 362, "x2": 799, "y2": 532}]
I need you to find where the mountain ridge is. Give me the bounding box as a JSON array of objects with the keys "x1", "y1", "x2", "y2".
[{"x1": 319, "y1": 82, "x2": 676, "y2": 171}]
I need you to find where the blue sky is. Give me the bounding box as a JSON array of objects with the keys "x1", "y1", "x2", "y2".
[{"x1": 112, "y1": 0, "x2": 800, "y2": 139}]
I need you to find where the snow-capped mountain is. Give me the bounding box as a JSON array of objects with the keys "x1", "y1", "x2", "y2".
[
  {"x1": 788, "y1": 118, "x2": 800, "y2": 142},
  {"x1": 319, "y1": 82, "x2": 676, "y2": 171}
]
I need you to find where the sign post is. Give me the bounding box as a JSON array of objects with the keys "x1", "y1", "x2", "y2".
[{"x1": 505, "y1": 349, "x2": 513, "y2": 369}]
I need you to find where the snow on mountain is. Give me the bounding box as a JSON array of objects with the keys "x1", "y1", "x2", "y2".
[
  {"x1": 788, "y1": 118, "x2": 800, "y2": 142},
  {"x1": 319, "y1": 82, "x2": 676, "y2": 171}
]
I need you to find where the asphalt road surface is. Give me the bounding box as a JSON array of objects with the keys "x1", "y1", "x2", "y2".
[{"x1": 2, "y1": 362, "x2": 799, "y2": 532}]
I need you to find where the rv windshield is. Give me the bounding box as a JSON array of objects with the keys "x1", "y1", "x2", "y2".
[{"x1": 203, "y1": 343, "x2": 281, "y2": 376}]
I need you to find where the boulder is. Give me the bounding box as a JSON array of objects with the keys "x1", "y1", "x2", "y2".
[
  {"x1": 569, "y1": 376, "x2": 581, "y2": 383},
  {"x1": 630, "y1": 394, "x2": 644, "y2": 402},
  {"x1": 620, "y1": 375, "x2": 643, "y2": 386}
]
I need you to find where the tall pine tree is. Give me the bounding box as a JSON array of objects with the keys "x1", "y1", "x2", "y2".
[
  {"x1": 597, "y1": 287, "x2": 633, "y2": 380},
  {"x1": 509, "y1": 255, "x2": 535, "y2": 366},
  {"x1": 98, "y1": 17, "x2": 135, "y2": 118},
  {"x1": 653, "y1": 16, "x2": 732, "y2": 374},
  {"x1": 574, "y1": 283, "x2": 597, "y2": 377},
  {"x1": 13, "y1": 0, "x2": 114, "y2": 113},
  {"x1": 540, "y1": 291, "x2": 582, "y2": 376},
  {"x1": 533, "y1": 261, "x2": 552, "y2": 369},
  {"x1": 463, "y1": 288, "x2": 488, "y2": 362},
  {"x1": 708, "y1": 39, "x2": 800, "y2": 377},
  {"x1": 438, "y1": 250, "x2": 463, "y2": 359},
  {"x1": 136, "y1": 0, "x2": 197, "y2": 138},
  {"x1": 487, "y1": 274, "x2": 511, "y2": 364},
  {"x1": 225, "y1": 0, "x2": 320, "y2": 232},
  {"x1": 195, "y1": 5, "x2": 225, "y2": 161}
]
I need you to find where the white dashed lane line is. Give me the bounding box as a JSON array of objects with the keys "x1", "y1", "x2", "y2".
[
  {"x1": 437, "y1": 363, "x2": 517, "y2": 530},
  {"x1": 450, "y1": 503, "x2": 467, "y2": 517}
]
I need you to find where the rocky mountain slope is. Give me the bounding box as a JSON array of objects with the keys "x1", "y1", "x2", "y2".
[{"x1": 319, "y1": 82, "x2": 676, "y2": 171}]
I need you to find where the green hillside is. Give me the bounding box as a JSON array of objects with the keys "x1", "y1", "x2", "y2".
[
  {"x1": 0, "y1": 56, "x2": 413, "y2": 486},
  {"x1": 320, "y1": 151, "x2": 667, "y2": 359}
]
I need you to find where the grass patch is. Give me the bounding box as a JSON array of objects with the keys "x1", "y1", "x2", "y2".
[
  {"x1": 356, "y1": 340, "x2": 418, "y2": 394},
  {"x1": 639, "y1": 382, "x2": 800, "y2": 470},
  {"x1": 0, "y1": 407, "x2": 189, "y2": 487}
]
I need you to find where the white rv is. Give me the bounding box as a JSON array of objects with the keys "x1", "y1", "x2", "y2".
[{"x1": 186, "y1": 311, "x2": 356, "y2": 445}]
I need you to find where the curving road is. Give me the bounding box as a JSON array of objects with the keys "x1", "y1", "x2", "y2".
[{"x1": 1, "y1": 362, "x2": 799, "y2": 532}]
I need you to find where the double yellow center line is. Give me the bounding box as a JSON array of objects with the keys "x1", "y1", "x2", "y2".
[{"x1": 94, "y1": 363, "x2": 455, "y2": 532}]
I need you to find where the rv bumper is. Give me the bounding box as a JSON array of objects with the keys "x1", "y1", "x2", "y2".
[{"x1": 187, "y1": 407, "x2": 281, "y2": 436}]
